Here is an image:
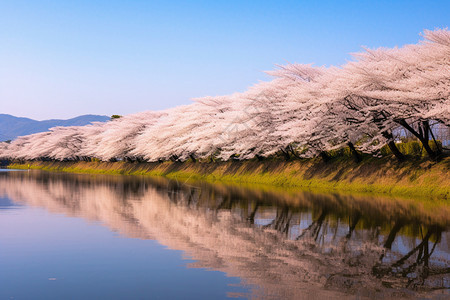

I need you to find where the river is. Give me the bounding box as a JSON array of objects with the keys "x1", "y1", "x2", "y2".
[{"x1": 0, "y1": 169, "x2": 448, "y2": 299}]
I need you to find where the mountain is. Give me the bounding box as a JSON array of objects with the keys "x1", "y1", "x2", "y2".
[{"x1": 0, "y1": 114, "x2": 110, "y2": 141}]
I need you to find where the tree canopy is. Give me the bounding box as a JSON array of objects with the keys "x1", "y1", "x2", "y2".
[{"x1": 1, "y1": 29, "x2": 448, "y2": 162}]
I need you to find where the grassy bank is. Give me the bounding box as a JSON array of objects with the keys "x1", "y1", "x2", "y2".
[{"x1": 9, "y1": 157, "x2": 450, "y2": 200}]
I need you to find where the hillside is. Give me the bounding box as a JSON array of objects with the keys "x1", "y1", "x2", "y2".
[{"x1": 0, "y1": 114, "x2": 110, "y2": 141}]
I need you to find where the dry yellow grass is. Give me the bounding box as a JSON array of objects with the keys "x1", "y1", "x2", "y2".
[{"x1": 9, "y1": 156, "x2": 450, "y2": 200}]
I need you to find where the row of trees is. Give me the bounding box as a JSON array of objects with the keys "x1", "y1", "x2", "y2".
[{"x1": 0, "y1": 29, "x2": 448, "y2": 162}]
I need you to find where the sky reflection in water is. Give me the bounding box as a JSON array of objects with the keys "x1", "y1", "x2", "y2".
[{"x1": 0, "y1": 170, "x2": 448, "y2": 299}]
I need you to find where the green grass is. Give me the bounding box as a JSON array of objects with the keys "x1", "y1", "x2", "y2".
[{"x1": 9, "y1": 157, "x2": 450, "y2": 201}]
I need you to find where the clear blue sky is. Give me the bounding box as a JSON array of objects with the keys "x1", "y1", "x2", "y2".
[{"x1": 0, "y1": 0, "x2": 448, "y2": 120}]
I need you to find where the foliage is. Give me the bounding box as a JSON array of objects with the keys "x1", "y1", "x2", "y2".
[{"x1": 0, "y1": 29, "x2": 448, "y2": 162}]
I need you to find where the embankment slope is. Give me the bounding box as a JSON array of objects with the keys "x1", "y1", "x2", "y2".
[{"x1": 9, "y1": 157, "x2": 450, "y2": 200}]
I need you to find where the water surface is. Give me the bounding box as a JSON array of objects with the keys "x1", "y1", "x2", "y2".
[{"x1": 0, "y1": 170, "x2": 448, "y2": 299}]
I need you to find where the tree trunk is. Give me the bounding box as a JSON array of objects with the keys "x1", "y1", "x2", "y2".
[
  {"x1": 422, "y1": 121, "x2": 430, "y2": 142},
  {"x1": 382, "y1": 131, "x2": 405, "y2": 161},
  {"x1": 427, "y1": 122, "x2": 443, "y2": 155},
  {"x1": 346, "y1": 213, "x2": 361, "y2": 239},
  {"x1": 280, "y1": 148, "x2": 291, "y2": 161},
  {"x1": 247, "y1": 203, "x2": 259, "y2": 224},
  {"x1": 319, "y1": 151, "x2": 331, "y2": 162},
  {"x1": 347, "y1": 142, "x2": 362, "y2": 163},
  {"x1": 189, "y1": 154, "x2": 197, "y2": 163},
  {"x1": 384, "y1": 220, "x2": 404, "y2": 249},
  {"x1": 287, "y1": 145, "x2": 300, "y2": 159},
  {"x1": 395, "y1": 119, "x2": 438, "y2": 159}
]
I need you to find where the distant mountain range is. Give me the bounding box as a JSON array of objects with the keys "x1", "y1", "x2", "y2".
[{"x1": 0, "y1": 114, "x2": 110, "y2": 141}]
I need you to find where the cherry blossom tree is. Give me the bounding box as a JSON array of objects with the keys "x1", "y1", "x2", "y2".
[
  {"x1": 1, "y1": 28, "x2": 448, "y2": 162},
  {"x1": 335, "y1": 28, "x2": 450, "y2": 158},
  {"x1": 84, "y1": 112, "x2": 161, "y2": 162}
]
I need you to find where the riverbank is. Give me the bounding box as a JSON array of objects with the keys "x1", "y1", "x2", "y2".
[{"x1": 9, "y1": 157, "x2": 450, "y2": 200}]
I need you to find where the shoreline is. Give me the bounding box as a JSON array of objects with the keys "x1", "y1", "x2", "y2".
[{"x1": 8, "y1": 157, "x2": 450, "y2": 201}]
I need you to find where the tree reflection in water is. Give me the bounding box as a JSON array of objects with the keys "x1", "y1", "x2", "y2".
[{"x1": 0, "y1": 170, "x2": 448, "y2": 299}]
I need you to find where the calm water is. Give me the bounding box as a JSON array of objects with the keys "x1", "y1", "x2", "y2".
[{"x1": 0, "y1": 170, "x2": 448, "y2": 299}]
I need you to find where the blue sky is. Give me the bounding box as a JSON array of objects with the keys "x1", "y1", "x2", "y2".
[{"x1": 0, "y1": 0, "x2": 448, "y2": 120}]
